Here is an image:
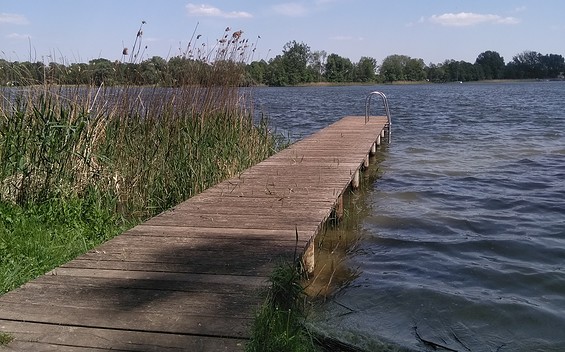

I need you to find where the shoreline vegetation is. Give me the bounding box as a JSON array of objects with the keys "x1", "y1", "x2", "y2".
[
  {"x1": 0, "y1": 23, "x2": 362, "y2": 351},
  {"x1": 0, "y1": 26, "x2": 281, "y2": 295}
]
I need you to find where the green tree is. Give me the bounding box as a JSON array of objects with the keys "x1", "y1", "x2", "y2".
[
  {"x1": 265, "y1": 55, "x2": 288, "y2": 86},
  {"x1": 246, "y1": 60, "x2": 268, "y2": 85},
  {"x1": 325, "y1": 53, "x2": 354, "y2": 82},
  {"x1": 405, "y1": 57, "x2": 426, "y2": 81},
  {"x1": 539, "y1": 54, "x2": 565, "y2": 78},
  {"x1": 426, "y1": 62, "x2": 447, "y2": 82},
  {"x1": 355, "y1": 56, "x2": 377, "y2": 82},
  {"x1": 507, "y1": 51, "x2": 542, "y2": 79},
  {"x1": 475, "y1": 50, "x2": 505, "y2": 80},
  {"x1": 308, "y1": 50, "x2": 327, "y2": 82},
  {"x1": 441, "y1": 59, "x2": 478, "y2": 82},
  {"x1": 379, "y1": 55, "x2": 426, "y2": 82},
  {"x1": 379, "y1": 55, "x2": 406, "y2": 82},
  {"x1": 89, "y1": 58, "x2": 115, "y2": 85},
  {"x1": 280, "y1": 41, "x2": 311, "y2": 85}
]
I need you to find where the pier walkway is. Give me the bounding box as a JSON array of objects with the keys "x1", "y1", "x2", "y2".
[{"x1": 0, "y1": 115, "x2": 389, "y2": 351}]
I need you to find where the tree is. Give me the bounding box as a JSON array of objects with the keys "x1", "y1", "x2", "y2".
[
  {"x1": 405, "y1": 58, "x2": 426, "y2": 81},
  {"x1": 475, "y1": 51, "x2": 505, "y2": 80},
  {"x1": 355, "y1": 57, "x2": 377, "y2": 82},
  {"x1": 379, "y1": 55, "x2": 405, "y2": 82},
  {"x1": 89, "y1": 58, "x2": 115, "y2": 85},
  {"x1": 324, "y1": 54, "x2": 354, "y2": 82},
  {"x1": 379, "y1": 55, "x2": 426, "y2": 82},
  {"x1": 507, "y1": 51, "x2": 542, "y2": 79},
  {"x1": 308, "y1": 50, "x2": 327, "y2": 82},
  {"x1": 245, "y1": 60, "x2": 268, "y2": 85},
  {"x1": 539, "y1": 54, "x2": 565, "y2": 78},
  {"x1": 265, "y1": 55, "x2": 288, "y2": 86},
  {"x1": 281, "y1": 41, "x2": 311, "y2": 85}
]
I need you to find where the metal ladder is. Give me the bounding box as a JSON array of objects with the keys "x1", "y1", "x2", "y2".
[{"x1": 365, "y1": 91, "x2": 391, "y2": 143}]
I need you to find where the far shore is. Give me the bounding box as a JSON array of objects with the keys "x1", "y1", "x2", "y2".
[{"x1": 280, "y1": 78, "x2": 563, "y2": 88}]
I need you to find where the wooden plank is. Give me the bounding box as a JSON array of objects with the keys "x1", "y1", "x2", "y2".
[
  {"x1": 0, "y1": 320, "x2": 245, "y2": 352},
  {"x1": 26, "y1": 273, "x2": 262, "y2": 295},
  {"x1": 44, "y1": 268, "x2": 267, "y2": 287},
  {"x1": 58, "y1": 257, "x2": 277, "y2": 277},
  {"x1": 0, "y1": 115, "x2": 389, "y2": 351},
  {"x1": 0, "y1": 302, "x2": 253, "y2": 338},
  {"x1": 0, "y1": 283, "x2": 259, "y2": 318},
  {"x1": 126, "y1": 225, "x2": 316, "y2": 241}
]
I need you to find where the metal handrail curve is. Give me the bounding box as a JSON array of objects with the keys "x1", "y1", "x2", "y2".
[{"x1": 365, "y1": 91, "x2": 391, "y2": 142}]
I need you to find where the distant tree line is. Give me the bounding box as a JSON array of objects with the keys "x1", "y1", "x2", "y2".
[
  {"x1": 0, "y1": 56, "x2": 242, "y2": 87},
  {"x1": 1, "y1": 41, "x2": 564, "y2": 87},
  {"x1": 248, "y1": 43, "x2": 565, "y2": 85}
]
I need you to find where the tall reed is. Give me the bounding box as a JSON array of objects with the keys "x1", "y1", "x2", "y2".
[
  {"x1": 0, "y1": 27, "x2": 277, "y2": 220},
  {"x1": 1, "y1": 27, "x2": 280, "y2": 295}
]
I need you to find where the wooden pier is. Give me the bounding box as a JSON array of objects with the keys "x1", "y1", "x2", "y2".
[{"x1": 0, "y1": 115, "x2": 389, "y2": 351}]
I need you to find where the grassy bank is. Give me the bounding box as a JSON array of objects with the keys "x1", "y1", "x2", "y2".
[
  {"x1": 0, "y1": 30, "x2": 281, "y2": 294},
  {"x1": 0, "y1": 84, "x2": 278, "y2": 293}
]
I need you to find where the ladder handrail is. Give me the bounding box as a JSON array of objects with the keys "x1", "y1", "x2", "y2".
[{"x1": 365, "y1": 91, "x2": 391, "y2": 142}]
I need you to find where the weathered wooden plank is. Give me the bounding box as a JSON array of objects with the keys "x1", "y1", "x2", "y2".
[
  {"x1": 25, "y1": 273, "x2": 263, "y2": 295},
  {"x1": 59, "y1": 258, "x2": 277, "y2": 277},
  {"x1": 158, "y1": 204, "x2": 332, "y2": 218},
  {"x1": 1, "y1": 283, "x2": 258, "y2": 318},
  {"x1": 0, "y1": 302, "x2": 253, "y2": 338},
  {"x1": 143, "y1": 213, "x2": 325, "y2": 231},
  {"x1": 44, "y1": 268, "x2": 268, "y2": 287},
  {"x1": 126, "y1": 225, "x2": 316, "y2": 241},
  {"x1": 93, "y1": 236, "x2": 307, "y2": 253},
  {"x1": 0, "y1": 320, "x2": 246, "y2": 352}
]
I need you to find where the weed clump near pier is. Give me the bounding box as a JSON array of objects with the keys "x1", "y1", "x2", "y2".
[{"x1": 247, "y1": 260, "x2": 318, "y2": 352}]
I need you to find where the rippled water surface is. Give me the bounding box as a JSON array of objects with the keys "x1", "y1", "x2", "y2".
[{"x1": 253, "y1": 82, "x2": 565, "y2": 351}]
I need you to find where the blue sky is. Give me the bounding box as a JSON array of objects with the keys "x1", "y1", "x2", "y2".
[{"x1": 0, "y1": 0, "x2": 563, "y2": 65}]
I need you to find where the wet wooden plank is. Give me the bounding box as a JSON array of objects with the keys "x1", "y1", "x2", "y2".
[{"x1": 0, "y1": 115, "x2": 388, "y2": 351}]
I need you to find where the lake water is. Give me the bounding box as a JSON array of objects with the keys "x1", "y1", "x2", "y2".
[{"x1": 253, "y1": 82, "x2": 565, "y2": 352}]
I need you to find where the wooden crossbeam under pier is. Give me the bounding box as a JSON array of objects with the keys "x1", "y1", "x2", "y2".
[{"x1": 0, "y1": 115, "x2": 389, "y2": 351}]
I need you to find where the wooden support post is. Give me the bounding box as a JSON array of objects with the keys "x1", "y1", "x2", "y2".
[
  {"x1": 370, "y1": 142, "x2": 377, "y2": 155},
  {"x1": 352, "y1": 169, "x2": 360, "y2": 189},
  {"x1": 363, "y1": 154, "x2": 369, "y2": 169},
  {"x1": 376, "y1": 135, "x2": 381, "y2": 147}
]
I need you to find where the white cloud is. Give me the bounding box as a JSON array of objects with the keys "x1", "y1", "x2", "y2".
[
  {"x1": 6, "y1": 33, "x2": 31, "y2": 40},
  {"x1": 272, "y1": 3, "x2": 308, "y2": 17},
  {"x1": 186, "y1": 4, "x2": 252, "y2": 19},
  {"x1": 0, "y1": 13, "x2": 29, "y2": 25},
  {"x1": 429, "y1": 12, "x2": 520, "y2": 26}
]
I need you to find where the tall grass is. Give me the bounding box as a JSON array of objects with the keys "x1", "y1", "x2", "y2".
[
  {"x1": 247, "y1": 261, "x2": 318, "y2": 352},
  {"x1": 0, "y1": 28, "x2": 277, "y2": 219},
  {"x1": 0, "y1": 27, "x2": 279, "y2": 293}
]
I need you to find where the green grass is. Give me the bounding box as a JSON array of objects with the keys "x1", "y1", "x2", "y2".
[
  {"x1": 0, "y1": 191, "x2": 129, "y2": 294},
  {"x1": 247, "y1": 261, "x2": 318, "y2": 352},
  {"x1": 0, "y1": 332, "x2": 13, "y2": 345}
]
